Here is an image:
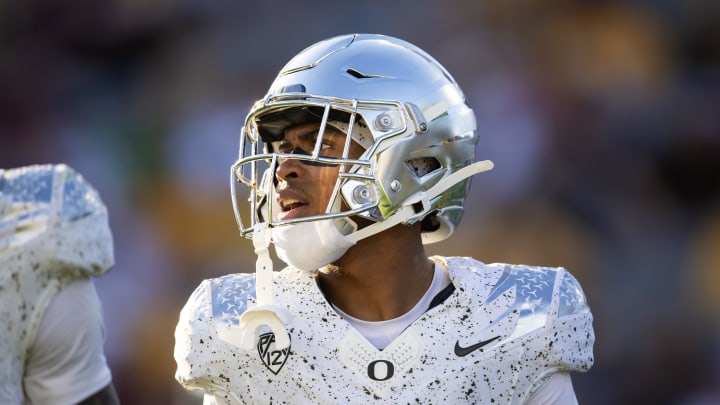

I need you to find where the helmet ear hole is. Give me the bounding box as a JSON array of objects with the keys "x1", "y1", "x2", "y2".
[
  {"x1": 420, "y1": 212, "x2": 441, "y2": 232},
  {"x1": 407, "y1": 157, "x2": 441, "y2": 177}
]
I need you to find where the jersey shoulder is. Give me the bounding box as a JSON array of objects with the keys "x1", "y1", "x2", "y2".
[
  {"x1": 441, "y1": 256, "x2": 590, "y2": 318},
  {"x1": 486, "y1": 262, "x2": 591, "y2": 318},
  {"x1": 488, "y1": 262, "x2": 595, "y2": 374},
  {"x1": 442, "y1": 257, "x2": 594, "y2": 373},
  {"x1": 176, "y1": 272, "x2": 257, "y2": 336},
  {"x1": 0, "y1": 164, "x2": 113, "y2": 279},
  {"x1": 174, "y1": 273, "x2": 256, "y2": 391}
]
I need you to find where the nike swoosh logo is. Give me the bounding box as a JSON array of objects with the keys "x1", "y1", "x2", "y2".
[{"x1": 454, "y1": 335, "x2": 501, "y2": 357}]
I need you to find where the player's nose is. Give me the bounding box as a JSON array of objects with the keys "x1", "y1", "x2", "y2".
[{"x1": 275, "y1": 154, "x2": 305, "y2": 181}]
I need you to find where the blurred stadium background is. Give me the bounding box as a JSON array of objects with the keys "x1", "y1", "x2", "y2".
[{"x1": 1, "y1": 1, "x2": 719, "y2": 404}]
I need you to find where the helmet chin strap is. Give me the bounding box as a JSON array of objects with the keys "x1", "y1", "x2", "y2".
[
  {"x1": 218, "y1": 222, "x2": 293, "y2": 351},
  {"x1": 347, "y1": 159, "x2": 494, "y2": 243}
]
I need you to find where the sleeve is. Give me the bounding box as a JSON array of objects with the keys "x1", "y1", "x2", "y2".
[
  {"x1": 552, "y1": 270, "x2": 595, "y2": 372},
  {"x1": 174, "y1": 279, "x2": 226, "y2": 395},
  {"x1": 175, "y1": 274, "x2": 260, "y2": 402},
  {"x1": 50, "y1": 164, "x2": 114, "y2": 278},
  {"x1": 527, "y1": 269, "x2": 595, "y2": 400},
  {"x1": 23, "y1": 278, "x2": 113, "y2": 405}
]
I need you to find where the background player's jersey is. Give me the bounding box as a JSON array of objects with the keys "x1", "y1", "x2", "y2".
[
  {"x1": 175, "y1": 256, "x2": 594, "y2": 404},
  {"x1": 0, "y1": 164, "x2": 114, "y2": 403}
]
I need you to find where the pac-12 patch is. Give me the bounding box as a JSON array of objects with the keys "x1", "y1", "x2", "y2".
[{"x1": 257, "y1": 332, "x2": 291, "y2": 374}]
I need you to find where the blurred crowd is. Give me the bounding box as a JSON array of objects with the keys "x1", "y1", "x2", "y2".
[{"x1": 1, "y1": 0, "x2": 719, "y2": 404}]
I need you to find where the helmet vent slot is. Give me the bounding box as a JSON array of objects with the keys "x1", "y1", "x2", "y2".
[
  {"x1": 346, "y1": 68, "x2": 370, "y2": 78},
  {"x1": 345, "y1": 68, "x2": 390, "y2": 79}
]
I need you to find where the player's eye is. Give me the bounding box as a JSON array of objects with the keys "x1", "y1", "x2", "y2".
[
  {"x1": 309, "y1": 134, "x2": 334, "y2": 154},
  {"x1": 272, "y1": 141, "x2": 294, "y2": 153},
  {"x1": 271, "y1": 130, "x2": 341, "y2": 156},
  {"x1": 319, "y1": 141, "x2": 332, "y2": 151}
]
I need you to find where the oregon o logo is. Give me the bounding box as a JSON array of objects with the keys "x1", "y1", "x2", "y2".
[{"x1": 367, "y1": 360, "x2": 395, "y2": 381}]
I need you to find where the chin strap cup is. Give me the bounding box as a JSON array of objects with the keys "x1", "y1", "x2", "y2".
[{"x1": 231, "y1": 223, "x2": 293, "y2": 350}]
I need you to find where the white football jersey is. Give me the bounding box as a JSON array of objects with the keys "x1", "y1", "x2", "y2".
[
  {"x1": 0, "y1": 164, "x2": 114, "y2": 404},
  {"x1": 175, "y1": 256, "x2": 594, "y2": 404}
]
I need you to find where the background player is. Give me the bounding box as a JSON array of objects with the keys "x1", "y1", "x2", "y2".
[
  {"x1": 0, "y1": 164, "x2": 120, "y2": 405},
  {"x1": 175, "y1": 33, "x2": 594, "y2": 404}
]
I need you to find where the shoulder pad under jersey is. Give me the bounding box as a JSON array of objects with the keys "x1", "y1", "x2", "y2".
[
  {"x1": 557, "y1": 269, "x2": 591, "y2": 317},
  {"x1": 209, "y1": 273, "x2": 257, "y2": 327},
  {"x1": 0, "y1": 164, "x2": 113, "y2": 277},
  {"x1": 484, "y1": 264, "x2": 591, "y2": 327}
]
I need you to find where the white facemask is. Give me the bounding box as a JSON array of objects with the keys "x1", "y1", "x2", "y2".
[{"x1": 272, "y1": 218, "x2": 356, "y2": 273}]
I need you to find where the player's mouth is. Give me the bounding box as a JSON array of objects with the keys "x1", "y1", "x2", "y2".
[{"x1": 277, "y1": 197, "x2": 310, "y2": 220}]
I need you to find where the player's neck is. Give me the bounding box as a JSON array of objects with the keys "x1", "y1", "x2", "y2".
[{"x1": 316, "y1": 223, "x2": 434, "y2": 322}]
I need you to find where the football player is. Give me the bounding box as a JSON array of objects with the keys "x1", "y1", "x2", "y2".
[
  {"x1": 175, "y1": 34, "x2": 594, "y2": 404},
  {"x1": 0, "y1": 164, "x2": 120, "y2": 404}
]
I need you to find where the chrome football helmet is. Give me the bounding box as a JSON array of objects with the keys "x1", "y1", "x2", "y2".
[{"x1": 231, "y1": 33, "x2": 493, "y2": 245}]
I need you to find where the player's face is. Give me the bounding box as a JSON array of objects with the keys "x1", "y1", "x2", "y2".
[{"x1": 272, "y1": 122, "x2": 364, "y2": 221}]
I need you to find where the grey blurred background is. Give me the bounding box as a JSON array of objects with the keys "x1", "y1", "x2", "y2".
[{"x1": 2, "y1": 1, "x2": 719, "y2": 404}]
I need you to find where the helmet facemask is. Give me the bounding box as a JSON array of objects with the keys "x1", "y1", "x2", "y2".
[
  {"x1": 231, "y1": 88, "x2": 494, "y2": 246},
  {"x1": 232, "y1": 97, "x2": 413, "y2": 242}
]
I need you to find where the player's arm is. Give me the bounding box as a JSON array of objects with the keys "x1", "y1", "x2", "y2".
[{"x1": 76, "y1": 384, "x2": 120, "y2": 405}]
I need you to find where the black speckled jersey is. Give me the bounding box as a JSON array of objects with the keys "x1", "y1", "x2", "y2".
[{"x1": 174, "y1": 256, "x2": 594, "y2": 404}]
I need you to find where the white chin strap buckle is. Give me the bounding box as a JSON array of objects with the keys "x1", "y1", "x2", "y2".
[
  {"x1": 233, "y1": 223, "x2": 293, "y2": 350},
  {"x1": 236, "y1": 304, "x2": 293, "y2": 350}
]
